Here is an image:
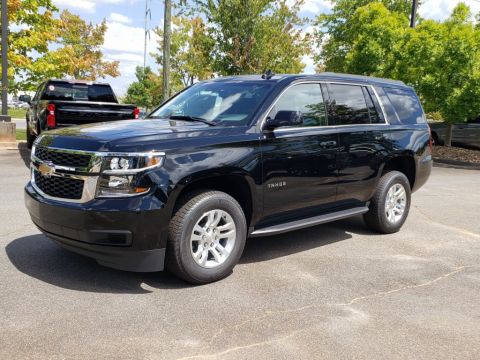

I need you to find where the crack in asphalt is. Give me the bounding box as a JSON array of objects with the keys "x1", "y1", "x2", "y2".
[{"x1": 176, "y1": 265, "x2": 474, "y2": 360}]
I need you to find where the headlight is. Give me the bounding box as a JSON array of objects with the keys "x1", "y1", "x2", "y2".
[
  {"x1": 97, "y1": 152, "x2": 165, "y2": 198},
  {"x1": 102, "y1": 153, "x2": 165, "y2": 174}
]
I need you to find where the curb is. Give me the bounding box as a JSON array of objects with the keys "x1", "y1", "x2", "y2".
[
  {"x1": 433, "y1": 157, "x2": 480, "y2": 170},
  {"x1": 0, "y1": 140, "x2": 27, "y2": 150}
]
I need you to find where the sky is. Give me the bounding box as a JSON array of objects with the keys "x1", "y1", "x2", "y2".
[{"x1": 49, "y1": 0, "x2": 480, "y2": 96}]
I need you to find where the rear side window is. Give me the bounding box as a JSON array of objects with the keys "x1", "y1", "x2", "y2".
[
  {"x1": 270, "y1": 83, "x2": 328, "y2": 127},
  {"x1": 327, "y1": 84, "x2": 371, "y2": 125},
  {"x1": 384, "y1": 87, "x2": 424, "y2": 124}
]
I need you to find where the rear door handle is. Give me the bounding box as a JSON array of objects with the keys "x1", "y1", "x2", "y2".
[{"x1": 319, "y1": 140, "x2": 337, "y2": 148}]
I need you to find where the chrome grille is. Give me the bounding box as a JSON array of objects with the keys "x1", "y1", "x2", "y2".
[
  {"x1": 35, "y1": 146, "x2": 92, "y2": 168},
  {"x1": 33, "y1": 170, "x2": 84, "y2": 200}
]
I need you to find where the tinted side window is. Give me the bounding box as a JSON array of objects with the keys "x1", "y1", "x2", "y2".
[
  {"x1": 362, "y1": 87, "x2": 382, "y2": 123},
  {"x1": 33, "y1": 83, "x2": 44, "y2": 101},
  {"x1": 384, "y1": 87, "x2": 425, "y2": 124},
  {"x1": 327, "y1": 84, "x2": 370, "y2": 125},
  {"x1": 373, "y1": 86, "x2": 400, "y2": 124},
  {"x1": 270, "y1": 83, "x2": 327, "y2": 127}
]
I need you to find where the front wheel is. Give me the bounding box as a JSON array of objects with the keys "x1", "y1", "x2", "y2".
[
  {"x1": 364, "y1": 171, "x2": 411, "y2": 234},
  {"x1": 166, "y1": 191, "x2": 247, "y2": 284}
]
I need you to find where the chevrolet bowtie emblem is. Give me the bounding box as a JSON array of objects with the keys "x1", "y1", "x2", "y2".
[{"x1": 38, "y1": 162, "x2": 56, "y2": 178}]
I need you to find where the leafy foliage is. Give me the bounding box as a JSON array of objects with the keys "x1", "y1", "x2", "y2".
[
  {"x1": 34, "y1": 10, "x2": 119, "y2": 81},
  {"x1": 4, "y1": 2, "x2": 118, "y2": 90},
  {"x1": 4, "y1": 0, "x2": 60, "y2": 91},
  {"x1": 154, "y1": 16, "x2": 215, "y2": 93},
  {"x1": 196, "y1": 0, "x2": 310, "y2": 75},
  {"x1": 123, "y1": 67, "x2": 162, "y2": 110},
  {"x1": 315, "y1": 0, "x2": 414, "y2": 72},
  {"x1": 315, "y1": 0, "x2": 480, "y2": 141}
]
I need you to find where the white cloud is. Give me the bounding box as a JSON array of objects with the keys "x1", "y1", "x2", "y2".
[
  {"x1": 302, "y1": 0, "x2": 333, "y2": 14},
  {"x1": 102, "y1": 21, "x2": 160, "y2": 95},
  {"x1": 419, "y1": 0, "x2": 480, "y2": 21},
  {"x1": 287, "y1": 0, "x2": 332, "y2": 15},
  {"x1": 302, "y1": 55, "x2": 316, "y2": 74},
  {"x1": 53, "y1": 0, "x2": 128, "y2": 12},
  {"x1": 53, "y1": 0, "x2": 96, "y2": 12},
  {"x1": 103, "y1": 21, "x2": 159, "y2": 55},
  {"x1": 109, "y1": 13, "x2": 132, "y2": 24}
]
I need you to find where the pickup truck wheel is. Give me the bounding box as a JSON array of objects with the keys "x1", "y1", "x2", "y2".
[
  {"x1": 364, "y1": 171, "x2": 411, "y2": 234},
  {"x1": 167, "y1": 191, "x2": 247, "y2": 284}
]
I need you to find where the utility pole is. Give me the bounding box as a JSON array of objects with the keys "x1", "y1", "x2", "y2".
[
  {"x1": 143, "y1": 0, "x2": 151, "y2": 73},
  {"x1": 1, "y1": 0, "x2": 10, "y2": 121},
  {"x1": 410, "y1": 0, "x2": 418, "y2": 28},
  {"x1": 162, "y1": 0, "x2": 171, "y2": 102}
]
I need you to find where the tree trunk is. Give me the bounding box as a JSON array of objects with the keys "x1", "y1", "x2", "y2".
[
  {"x1": 445, "y1": 123, "x2": 453, "y2": 147},
  {"x1": 162, "y1": 0, "x2": 171, "y2": 102}
]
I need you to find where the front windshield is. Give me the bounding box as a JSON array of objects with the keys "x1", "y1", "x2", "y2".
[{"x1": 149, "y1": 81, "x2": 274, "y2": 126}]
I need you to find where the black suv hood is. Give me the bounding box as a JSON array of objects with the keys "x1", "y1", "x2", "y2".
[{"x1": 36, "y1": 119, "x2": 253, "y2": 152}]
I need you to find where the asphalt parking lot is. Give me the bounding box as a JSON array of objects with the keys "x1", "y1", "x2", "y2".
[{"x1": 1, "y1": 146, "x2": 479, "y2": 360}]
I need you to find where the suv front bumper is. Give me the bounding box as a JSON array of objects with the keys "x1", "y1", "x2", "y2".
[{"x1": 24, "y1": 182, "x2": 170, "y2": 272}]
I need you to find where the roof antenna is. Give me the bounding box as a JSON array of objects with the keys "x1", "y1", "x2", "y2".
[{"x1": 262, "y1": 69, "x2": 274, "y2": 80}]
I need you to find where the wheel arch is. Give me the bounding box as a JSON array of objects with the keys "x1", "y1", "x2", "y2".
[
  {"x1": 380, "y1": 155, "x2": 416, "y2": 190},
  {"x1": 167, "y1": 169, "x2": 258, "y2": 228}
]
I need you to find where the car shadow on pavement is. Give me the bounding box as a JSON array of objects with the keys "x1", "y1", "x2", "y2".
[
  {"x1": 6, "y1": 216, "x2": 377, "y2": 294},
  {"x1": 5, "y1": 234, "x2": 190, "y2": 294},
  {"x1": 18, "y1": 143, "x2": 31, "y2": 169},
  {"x1": 241, "y1": 215, "x2": 375, "y2": 263}
]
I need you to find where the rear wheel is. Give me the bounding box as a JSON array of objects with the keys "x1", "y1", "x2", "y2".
[
  {"x1": 364, "y1": 171, "x2": 411, "y2": 234},
  {"x1": 166, "y1": 191, "x2": 247, "y2": 284}
]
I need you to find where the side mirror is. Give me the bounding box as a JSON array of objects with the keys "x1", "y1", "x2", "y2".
[
  {"x1": 19, "y1": 95, "x2": 32, "y2": 104},
  {"x1": 265, "y1": 110, "x2": 303, "y2": 130}
]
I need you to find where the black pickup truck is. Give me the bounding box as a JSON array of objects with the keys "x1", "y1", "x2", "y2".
[
  {"x1": 25, "y1": 73, "x2": 432, "y2": 284},
  {"x1": 430, "y1": 119, "x2": 480, "y2": 149},
  {"x1": 25, "y1": 79, "x2": 139, "y2": 148}
]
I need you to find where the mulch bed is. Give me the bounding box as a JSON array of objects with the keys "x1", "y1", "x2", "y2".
[{"x1": 433, "y1": 146, "x2": 480, "y2": 165}]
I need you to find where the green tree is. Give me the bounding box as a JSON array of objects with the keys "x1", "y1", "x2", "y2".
[
  {"x1": 124, "y1": 67, "x2": 162, "y2": 110},
  {"x1": 196, "y1": 0, "x2": 310, "y2": 75},
  {"x1": 315, "y1": 0, "x2": 416, "y2": 72},
  {"x1": 4, "y1": 0, "x2": 60, "y2": 91},
  {"x1": 35, "y1": 10, "x2": 119, "y2": 81},
  {"x1": 154, "y1": 16, "x2": 215, "y2": 93},
  {"x1": 399, "y1": 4, "x2": 480, "y2": 145},
  {"x1": 316, "y1": 1, "x2": 480, "y2": 146}
]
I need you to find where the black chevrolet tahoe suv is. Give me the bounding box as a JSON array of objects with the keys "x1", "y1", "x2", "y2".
[{"x1": 25, "y1": 74, "x2": 432, "y2": 284}]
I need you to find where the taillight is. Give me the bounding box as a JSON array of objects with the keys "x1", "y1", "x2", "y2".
[
  {"x1": 47, "y1": 104, "x2": 56, "y2": 128},
  {"x1": 133, "y1": 107, "x2": 140, "y2": 119}
]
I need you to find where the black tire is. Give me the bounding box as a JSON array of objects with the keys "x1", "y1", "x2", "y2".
[
  {"x1": 432, "y1": 132, "x2": 443, "y2": 146},
  {"x1": 26, "y1": 122, "x2": 35, "y2": 149},
  {"x1": 166, "y1": 191, "x2": 247, "y2": 284},
  {"x1": 363, "y1": 171, "x2": 411, "y2": 234}
]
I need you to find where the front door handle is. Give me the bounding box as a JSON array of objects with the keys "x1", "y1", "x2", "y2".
[{"x1": 319, "y1": 140, "x2": 337, "y2": 148}]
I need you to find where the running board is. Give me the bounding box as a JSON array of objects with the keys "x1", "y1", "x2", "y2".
[{"x1": 250, "y1": 206, "x2": 369, "y2": 237}]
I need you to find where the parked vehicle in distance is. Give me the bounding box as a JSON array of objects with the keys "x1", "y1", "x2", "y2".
[
  {"x1": 430, "y1": 119, "x2": 480, "y2": 149},
  {"x1": 25, "y1": 73, "x2": 432, "y2": 284},
  {"x1": 25, "y1": 79, "x2": 140, "y2": 148}
]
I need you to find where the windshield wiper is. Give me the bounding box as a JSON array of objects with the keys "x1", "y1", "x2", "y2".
[{"x1": 168, "y1": 115, "x2": 217, "y2": 126}]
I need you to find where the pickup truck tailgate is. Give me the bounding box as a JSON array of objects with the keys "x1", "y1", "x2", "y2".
[{"x1": 55, "y1": 101, "x2": 136, "y2": 125}]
